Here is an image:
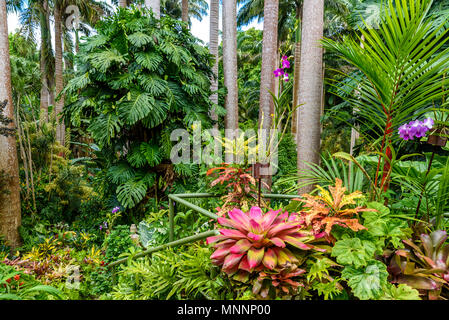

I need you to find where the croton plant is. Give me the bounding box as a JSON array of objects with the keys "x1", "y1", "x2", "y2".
[{"x1": 296, "y1": 178, "x2": 373, "y2": 240}]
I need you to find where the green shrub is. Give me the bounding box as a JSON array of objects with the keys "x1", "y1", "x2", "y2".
[{"x1": 64, "y1": 7, "x2": 218, "y2": 211}]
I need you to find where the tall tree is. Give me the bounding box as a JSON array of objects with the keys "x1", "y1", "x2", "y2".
[
  {"x1": 181, "y1": 0, "x2": 188, "y2": 23},
  {"x1": 258, "y1": 0, "x2": 278, "y2": 184},
  {"x1": 54, "y1": 0, "x2": 65, "y2": 146},
  {"x1": 39, "y1": 0, "x2": 54, "y2": 121},
  {"x1": 52, "y1": 0, "x2": 110, "y2": 146},
  {"x1": 0, "y1": 0, "x2": 22, "y2": 249},
  {"x1": 161, "y1": 0, "x2": 208, "y2": 23},
  {"x1": 209, "y1": 0, "x2": 219, "y2": 127},
  {"x1": 296, "y1": 0, "x2": 324, "y2": 194},
  {"x1": 222, "y1": 0, "x2": 238, "y2": 163},
  {"x1": 291, "y1": 7, "x2": 301, "y2": 139}
]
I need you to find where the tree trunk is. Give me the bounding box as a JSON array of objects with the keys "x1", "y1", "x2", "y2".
[
  {"x1": 146, "y1": 0, "x2": 160, "y2": 19},
  {"x1": 296, "y1": 0, "x2": 324, "y2": 194},
  {"x1": 119, "y1": 0, "x2": 127, "y2": 7},
  {"x1": 0, "y1": 0, "x2": 22, "y2": 249},
  {"x1": 291, "y1": 7, "x2": 302, "y2": 140},
  {"x1": 222, "y1": 0, "x2": 238, "y2": 163},
  {"x1": 259, "y1": 0, "x2": 279, "y2": 187},
  {"x1": 39, "y1": 1, "x2": 50, "y2": 121},
  {"x1": 182, "y1": 0, "x2": 189, "y2": 23},
  {"x1": 54, "y1": 2, "x2": 65, "y2": 147},
  {"x1": 209, "y1": 0, "x2": 219, "y2": 128}
]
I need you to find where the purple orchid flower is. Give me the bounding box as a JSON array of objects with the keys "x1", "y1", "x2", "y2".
[
  {"x1": 282, "y1": 58, "x2": 290, "y2": 69},
  {"x1": 273, "y1": 68, "x2": 285, "y2": 77},
  {"x1": 398, "y1": 118, "x2": 434, "y2": 141},
  {"x1": 422, "y1": 117, "x2": 434, "y2": 129},
  {"x1": 112, "y1": 206, "x2": 120, "y2": 214},
  {"x1": 398, "y1": 124, "x2": 412, "y2": 140}
]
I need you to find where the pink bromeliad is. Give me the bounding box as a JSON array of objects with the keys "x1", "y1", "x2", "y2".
[{"x1": 206, "y1": 206, "x2": 325, "y2": 274}]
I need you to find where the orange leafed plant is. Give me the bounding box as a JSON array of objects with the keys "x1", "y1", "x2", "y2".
[{"x1": 296, "y1": 178, "x2": 374, "y2": 237}]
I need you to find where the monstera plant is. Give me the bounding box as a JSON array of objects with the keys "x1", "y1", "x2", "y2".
[
  {"x1": 63, "y1": 7, "x2": 217, "y2": 210},
  {"x1": 388, "y1": 230, "x2": 449, "y2": 299}
]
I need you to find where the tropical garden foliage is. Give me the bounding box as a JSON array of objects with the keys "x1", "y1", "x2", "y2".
[{"x1": 1, "y1": 0, "x2": 449, "y2": 302}]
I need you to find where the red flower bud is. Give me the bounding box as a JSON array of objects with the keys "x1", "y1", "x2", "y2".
[{"x1": 14, "y1": 274, "x2": 20, "y2": 281}]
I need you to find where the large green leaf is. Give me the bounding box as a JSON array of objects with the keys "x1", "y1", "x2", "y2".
[
  {"x1": 117, "y1": 179, "x2": 148, "y2": 209},
  {"x1": 380, "y1": 284, "x2": 421, "y2": 300},
  {"x1": 331, "y1": 238, "x2": 377, "y2": 268},
  {"x1": 342, "y1": 260, "x2": 389, "y2": 300}
]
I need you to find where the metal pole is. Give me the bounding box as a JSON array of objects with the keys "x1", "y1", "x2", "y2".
[
  {"x1": 168, "y1": 195, "x2": 219, "y2": 220},
  {"x1": 107, "y1": 230, "x2": 219, "y2": 268}
]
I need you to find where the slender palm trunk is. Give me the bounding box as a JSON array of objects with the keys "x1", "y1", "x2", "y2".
[
  {"x1": 222, "y1": 0, "x2": 238, "y2": 163},
  {"x1": 209, "y1": 0, "x2": 219, "y2": 128},
  {"x1": 0, "y1": 0, "x2": 22, "y2": 249},
  {"x1": 182, "y1": 0, "x2": 189, "y2": 23},
  {"x1": 350, "y1": 36, "x2": 365, "y2": 156},
  {"x1": 292, "y1": 6, "x2": 302, "y2": 140},
  {"x1": 54, "y1": 2, "x2": 65, "y2": 147},
  {"x1": 296, "y1": 0, "x2": 324, "y2": 194},
  {"x1": 259, "y1": 0, "x2": 279, "y2": 185},
  {"x1": 39, "y1": 1, "x2": 50, "y2": 121},
  {"x1": 75, "y1": 30, "x2": 80, "y2": 54},
  {"x1": 119, "y1": 0, "x2": 127, "y2": 7}
]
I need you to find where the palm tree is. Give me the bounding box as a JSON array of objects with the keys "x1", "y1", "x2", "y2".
[
  {"x1": 222, "y1": 0, "x2": 238, "y2": 163},
  {"x1": 53, "y1": 0, "x2": 110, "y2": 146},
  {"x1": 291, "y1": 14, "x2": 301, "y2": 139},
  {"x1": 259, "y1": 0, "x2": 278, "y2": 185},
  {"x1": 34, "y1": 0, "x2": 54, "y2": 121},
  {"x1": 54, "y1": 0, "x2": 65, "y2": 146},
  {"x1": 161, "y1": 0, "x2": 208, "y2": 23},
  {"x1": 181, "y1": 0, "x2": 188, "y2": 23},
  {"x1": 296, "y1": 0, "x2": 324, "y2": 194},
  {"x1": 0, "y1": 0, "x2": 22, "y2": 249},
  {"x1": 209, "y1": 0, "x2": 219, "y2": 126},
  {"x1": 323, "y1": 0, "x2": 449, "y2": 194}
]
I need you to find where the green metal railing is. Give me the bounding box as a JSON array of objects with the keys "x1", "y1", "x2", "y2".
[{"x1": 108, "y1": 193, "x2": 299, "y2": 279}]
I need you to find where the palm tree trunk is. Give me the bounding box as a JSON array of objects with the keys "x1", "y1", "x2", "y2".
[
  {"x1": 222, "y1": 0, "x2": 238, "y2": 163},
  {"x1": 39, "y1": 1, "x2": 50, "y2": 121},
  {"x1": 350, "y1": 36, "x2": 365, "y2": 156},
  {"x1": 296, "y1": 0, "x2": 324, "y2": 194},
  {"x1": 182, "y1": 0, "x2": 189, "y2": 23},
  {"x1": 119, "y1": 0, "x2": 127, "y2": 7},
  {"x1": 0, "y1": 0, "x2": 22, "y2": 249},
  {"x1": 259, "y1": 0, "x2": 279, "y2": 186},
  {"x1": 291, "y1": 6, "x2": 302, "y2": 140},
  {"x1": 209, "y1": 0, "x2": 219, "y2": 128},
  {"x1": 54, "y1": 2, "x2": 65, "y2": 147}
]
